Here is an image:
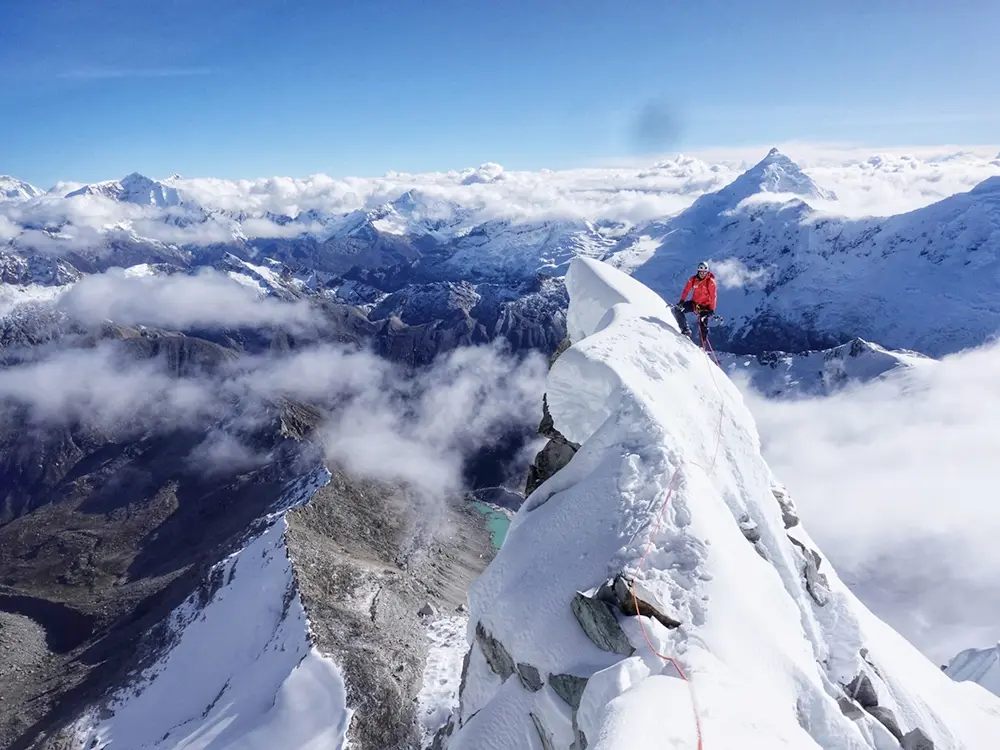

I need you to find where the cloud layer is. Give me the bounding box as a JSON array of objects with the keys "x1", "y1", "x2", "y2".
[
  {"x1": 3, "y1": 145, "x2": 998, "y2": 257},
  {"x1": 0, "y1": 337, "x2": 548, "y2": 502},
  {"x1": 741, "y1": 341, "x2": 1000, "y2": 664},
  {"x1": 57, "y1": 268, "x2": 317, "y2": 330}
]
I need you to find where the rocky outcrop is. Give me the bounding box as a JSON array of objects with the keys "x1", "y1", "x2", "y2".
[
  {"x1": 475, "y1": 621, "x2": 516, "y2": 680},
  {"x1": 570, "y1": 592, "x2": 635, "y2": 656},
  {"x1": 902, "y1": 727, "x2": 935, "y2": 749},
  {"x1": 847, "y1": 672, "x2": 879, "y2": 708},
  {"x1": 517, "y1": 662, "x2": 543, "y2": 692},
  {"x1": 595, "y1": 574, "x2": 681, "y2": 629},
  {"x1": 789, "y1": 536, "x2": 830, "y2": 606},
  {"x1": 525, "y1": 395, "x2": 580, "y2": 496},
  {"x1": 549, "y1": 673, "x2": 589, "y2": 710},
  {"x1": 867, "y1": 705, "x2": 904, "y2": 741},
  {"x1": 529, "y1": 712, "x2": 556, "y2": 750},
  {"x1": 771, "y1": 486, "x2": 799, "y2": 529}
]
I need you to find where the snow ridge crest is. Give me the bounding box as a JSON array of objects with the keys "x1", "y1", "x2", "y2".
[{"x1": 444, "y1": 257, "x2": 1000, "y2": 750}]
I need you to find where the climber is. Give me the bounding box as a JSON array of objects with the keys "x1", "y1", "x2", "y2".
[{"x1": 673, "y1": 261, "x2": 717, "y2": 342}]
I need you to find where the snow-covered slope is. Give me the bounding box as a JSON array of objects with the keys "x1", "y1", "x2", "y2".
[
  {"x1": 719, "y1": 338, "x2": 933, "y2": 398},
  {"x1": 609, "y1": 151, "x2": 1000, "y2": 357},
  {"x1": 68, "y1": 470, "x2": 351, "y2": 750},
  {"x1": 946, "y1": 646, "x2": 1000, "y2": 699},
  {"x1": 444, "y1": 257, "x2": 1000, "y2": 749},
  {"x1": 0, "y1": 176, "x2": 42, "y2": 202},
  {"x1": 66, "y1": 172, "x2": 184, "y2": 207}
]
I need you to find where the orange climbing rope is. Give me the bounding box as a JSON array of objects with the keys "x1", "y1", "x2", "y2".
[{"x1": 626, "y1": 319, "x2": 727, "y2": 750}]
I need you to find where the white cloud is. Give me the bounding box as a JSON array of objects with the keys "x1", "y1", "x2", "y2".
[
  {"x1": 0, "y1": 337, "x2": 548, "y2": 504},
  {"x1": 4, "y1": 144, "x2": 999, "y2": 254},
  {"x1": 708, "y1": 257, "x2": 770, "y2": 289},
  {"x1": 57, "y1": 267, "x2": 317, "y2": 330},
  {"x1": 741, "y1": 341, "x2": 1000, "y2": 663}
]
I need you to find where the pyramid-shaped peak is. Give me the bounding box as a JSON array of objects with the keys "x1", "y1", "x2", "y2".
[{"x1": 730, "y1": 148, "x2": 835, "y2": 201}]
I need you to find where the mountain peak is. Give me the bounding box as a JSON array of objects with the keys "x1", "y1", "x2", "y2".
[
  {"x1": 0, "y1": 175, "x2": 43, "y2": 201},
  {"x1": 728, "y1": 148, "x2": 836, "y2": 201},
  {"x1": 67, "y1": 173, "x2": 183, "y2": 208}
]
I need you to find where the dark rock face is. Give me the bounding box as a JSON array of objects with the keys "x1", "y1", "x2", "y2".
[
  {"x1": 902, "y1": 727, "x2": 935, "y2": 750},
  {"x1": 866, "y1": 705, "x2": 904, "y2": 741},
  {"x1": 570, "y1": 592, "x2": 634, "y2": 656},
  {"x1": 525, "y1": 395, "x2": 580, "y2": 496},
  {"x1": 847, "y1": 673, "x2": 879, "y2": 709},
  {"x1": 771, "y1": 486, "x2": 799, "y2": 529},
  {"x1": 517, "y1": 662, "x2": 543, "y2": 692},
  {"x1": 475, "y1": 621, "x2": 516, "y2": 681},
  {"x1": 788, "y1": 536, "x2": 830, "y2": 606},
  {"x1": 549, "y1": 673, "x2": 589, "y2": 710}
]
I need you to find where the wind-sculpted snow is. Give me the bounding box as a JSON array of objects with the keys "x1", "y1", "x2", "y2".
[{"x1": 446, "y1": 257, "x2": 1000, "y2": 749}]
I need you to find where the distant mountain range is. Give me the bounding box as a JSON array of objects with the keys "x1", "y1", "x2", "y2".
[{"x1": 2, "y1": 148, "x2": 999, "y2": 359}]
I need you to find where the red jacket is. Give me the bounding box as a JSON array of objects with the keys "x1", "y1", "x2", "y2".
[{"x1": 680, "y1": 272, "x2": 717, "y2": 310}]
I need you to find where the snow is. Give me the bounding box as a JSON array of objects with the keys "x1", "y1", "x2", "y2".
[
  {"x1": 446, "y1": 257, "x2": 1000, "y2": 748},
  {"x1": 417, "y1": 615, "x2": 469, "y2": 745},
  {"x1": 946, "y1": 645, "x2": 1000, "y2": 698},
  {"x1": 604, "y1": 149, "x2": 1000, "y2": 357},
  {"x1": 0, "y1": 175, "x2": 43, "y2": 202},
  {"x1": 0, "y1": 282, "x2": 71, "y2": 317},
  {"x1": 71, "y1": 471, "x2": 351, "y2": 750},
  {"x1": 718, "y1": 338, "x2": 933, "y2": 398}
]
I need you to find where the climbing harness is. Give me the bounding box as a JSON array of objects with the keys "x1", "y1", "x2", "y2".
[{"x1": 626, "y1": 317, "x2": 727, "y2": 750}]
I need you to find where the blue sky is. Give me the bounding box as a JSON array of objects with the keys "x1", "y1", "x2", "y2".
[{"x1": 2, "y1": 0, "x2": 998, "y2": 187}]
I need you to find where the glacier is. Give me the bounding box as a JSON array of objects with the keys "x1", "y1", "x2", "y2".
[{"x1": 444, "y1": 257, "x2": 1000, "y2": 749}]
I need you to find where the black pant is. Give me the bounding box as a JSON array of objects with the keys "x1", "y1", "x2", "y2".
[{"x1": 673, "y1": 301, "x2": 711, "y2": 340}]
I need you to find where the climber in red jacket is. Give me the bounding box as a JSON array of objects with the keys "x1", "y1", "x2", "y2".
[{"x1": 673, "y1": 261, "x2": 717, "y2": 341}]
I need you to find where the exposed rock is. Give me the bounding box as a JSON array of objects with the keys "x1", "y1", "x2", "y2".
[
  {"x1": 549, "y1": 673, "x2": 589, "y2": 710},
  {"x1": 596, "y1": 575, "x2": 681, "y2": 629},
  {"x1": 525, "y1": 395, "x2": 580, "y2": 495},
  {"x1": 847, "y1": 672, "x2": 879, "y2": 709},
  {"x1": 771, "y1": 486, "x2": 799, "y2": 528},
  {"x1": 902, "y1": 727, "x2": 935, "y2": 750},
  {"x1": 789, "y1": 536, "x2": 829, "y2": 606},
  {"x1": 430, "y1": 717, "x2": 455, "y2": 750},
  {"x1": 866, "y1": 705, "x2": 904, "y2": 742},
  {"x1": 525, "y1": 440, "x2": 578, "y2": 496},
  {"x1": 474, "y1": 621, "x2": 515, "y2": 680},
  {"x1": 739, "y1": 514, "x2": 761, "y2": 543},
  {"x1": 418, "y1": 602, "x2": 438, "y2": 618},
  {"x1": 517, "y1": 662, "x2": 543, "y2": 692},
  {"x1": 529, "y1": 711, "x2": 556, "y2": 750},
  {"x1": 456, "y1": 603, "x2": 468, "y2": 613},
  {"x1": 837, "y1": 697, "x2": 865, "y2": 720},
  {"x1": 570, "y1": 592, "x2": 635, "y2": 656},
  {"x1": 571, "y1": 727, "x2": 589, "y2": 750},
  {"x1": 548, "y1": 336, "x2": 572, "y2": 368}
]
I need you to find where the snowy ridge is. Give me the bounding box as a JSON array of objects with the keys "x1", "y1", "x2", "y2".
[
  {"x1": 718, "y1": 338, "x2": 933, "y2": 398},
  {"x1": 445, "y1": 257, "x2": 1000, "y2": 749},
  {"x1": 946, "y1": 646, "x2": 1000, "y2": 699},
  {"x1": 609, "y1": 149, "x2": 1000, "y2": 356},
  {"x1": 0, "y1": 176, "x2": 42, "y2": 202},
  {"x1": 69, "y1": 467, "x2": 352, "y2": 750},
  {"x1": 66, "y1": 172, "x2": 184, "y2": 207}
]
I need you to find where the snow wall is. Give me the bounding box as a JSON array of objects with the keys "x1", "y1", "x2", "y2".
[{"x1": 445, "y1": 257, "x2": 1000, "y2": 749}]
